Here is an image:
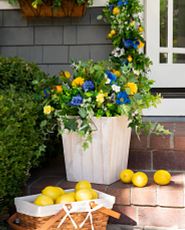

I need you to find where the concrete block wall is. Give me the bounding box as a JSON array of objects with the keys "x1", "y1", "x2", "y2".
[{"x1": 0, "y1": 8, "x2": 112, "y2": 75}]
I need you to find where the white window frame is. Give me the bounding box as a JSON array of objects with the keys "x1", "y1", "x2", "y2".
[{"x1": 144, "y1": 0, "x2": 185, "y2": 116}]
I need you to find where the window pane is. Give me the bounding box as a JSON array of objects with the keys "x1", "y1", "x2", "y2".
[
  {"x1": 173, "y1": 0, "x2": 185, "y2": 47},
  {"x1": 160, "y1": 0, "x2": 168, "y2": 47},
  {"x1": 173, "y1": 53, "x2": 185, "y2": 63},
  {"x1": 160, "y1": 53, "x2": 168, "y2": 63}
]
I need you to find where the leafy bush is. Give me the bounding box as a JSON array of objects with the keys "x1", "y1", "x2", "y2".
[
  {"x1": 0, "y1": 56, "x2": 46, "y2": 93},
  {"x1": 0, "y1": 88, "x2": 45, "y2": 202},
  {"x1": 0, "y1": 57, "x2": 46, "y2": 212}
]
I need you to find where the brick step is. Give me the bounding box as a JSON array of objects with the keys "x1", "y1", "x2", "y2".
[
  {"x1": 24, "y1": 122, "x2": 185, "y2": 229},
  {"x1": 27, "y1": 172, "x2": 185, "y2": 229},
  {"x1": 129, "y1": 122, "x2": 185, "y2": 171}
]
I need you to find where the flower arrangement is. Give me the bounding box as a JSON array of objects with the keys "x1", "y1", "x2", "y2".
[
  {"x1": 37, "y1": 0, "x2": 169, "y2": 149},
  {"x1": 8, "y1": 0, "x2": 93, "y2": 8}
]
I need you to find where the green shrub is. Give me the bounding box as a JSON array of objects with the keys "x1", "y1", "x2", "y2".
[
  {"x1": 0, "y1": 56, "x2": 46, "y2": 93},
  {"x1": 0, "y1": 57, "x2": 46, "y2": 213}
]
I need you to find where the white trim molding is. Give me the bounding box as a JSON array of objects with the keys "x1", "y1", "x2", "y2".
[
  {"x1": 143, "y1": 99, "x2": 185, "y2": 116},
  {"x1": 0, "y1": 0, "x2": 108, "y2": 9}
]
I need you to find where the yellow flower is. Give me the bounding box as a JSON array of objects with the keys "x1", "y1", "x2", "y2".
[
  {"x1": 96, "y1": 91, "x2": 107, "y2": 105},
  {"x1": 113, "y1": 7, "x2": 120, "y2": 15},
  {"x1": 127, "y1": 55, "x2": 133, "y2": 62},
  {"x1": 138, "y1": 40, "x2": 145, "y2": 49},
  {"x1": 125, "y1": 82, "x2": 138, "y2": 95},
  {"x1": 55, "y1": 85, "x2": 62, "y2": 93},
  {"x1": 138, "y1": 26, "x2": 144, "y2": 33},
  {"x1": 43, "y1": 105, "x2": 54, "y2": 115},
  {"x1": 112, "y1": 69, "x2": 121, "y2": 77},
  {"x1": 64, "y1": 71, "x2": 71, "y2": 79},
  {"x1": 72, "y1": 77, "x2": 85, "y2": 87},
  {"x1": 130, "y1": 20, "x2": 135, "y2": 27},
  {"x1": 110, "y1": 29, "x2": 116, "y2": 36},
  {"x1": 107, "y1": 33, "x2": 113, "y2": 39},
  {"x1": 108, "y1": 29, "x2": 116, "y2": 39}
]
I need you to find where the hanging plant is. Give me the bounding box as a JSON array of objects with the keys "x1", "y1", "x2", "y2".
[{"x1": 7, "y1": 0, "x2": 93, "y2": 17}]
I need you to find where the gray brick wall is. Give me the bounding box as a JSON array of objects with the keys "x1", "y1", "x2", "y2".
[{"x1": 0, "y1": 7, "x2": 112, "y2": 75}]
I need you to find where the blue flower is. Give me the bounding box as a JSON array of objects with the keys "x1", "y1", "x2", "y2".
[
  {"x1": 109, "y1": 4, "x2": 114, "y2": 11},
  {"x1": 123, "y1": 39, "x2": 140, "y2": 49},
  {"x1": 70, "y1": 95, "x2": 83, "y2": 106},
  {"x1": 105, "y1": 70, "x2": 117, "y2": 84},
  {"x1": 117, "y1": 0, "x2": 128, "y2": 7},
  {"x1": 116, "y1": 91, "x2": 131, "y2": 105},
  {"x1": 123, "y1": 39, "x2": 133, "y2": 48},
  {"x1": 132, "y1": 40, "x2": 140, "y2": 49},
  {"x1": 43, "y1": 88, "x2": 50, "y2": 98},
  {"x1": 82, "y1": 80, "x2": 95, "y2": 92},
  {"x1": 123, "y1": 0, "x2": 128, "y2": 5},
  {"x1": 117, "y1": 0, "x2": 124, "y2": 6}
]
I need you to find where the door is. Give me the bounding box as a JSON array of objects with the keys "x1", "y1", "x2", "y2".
[{"x1": 144, "y1": 0, "x2": 185, "y2": 116}]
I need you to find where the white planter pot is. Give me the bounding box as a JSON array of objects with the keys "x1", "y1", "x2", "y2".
[{"x1": 62, "y1": 116, "x2": 131, "y2": 185}]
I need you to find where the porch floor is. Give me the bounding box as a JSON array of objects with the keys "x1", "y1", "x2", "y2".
[
  {"x1": 19, "y1": 121, "x2": 185, "y2": 229},
  {"x1": 24, "y1": 156, "x2": 185, "y2": 230}
]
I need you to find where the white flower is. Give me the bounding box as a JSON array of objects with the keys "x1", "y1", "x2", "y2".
[
  {"x1": 111, "y1": 47, "x2": 125, "y2": 58},
  {"x1": 133, "y1": 69, "x2": 140, "y2": 76},
  {"x1": 105, "y1": 74, "x2": 111, "y2": 84},
  {"x1": 112, "y1": 84, "x2": 121, "y2": 93}
]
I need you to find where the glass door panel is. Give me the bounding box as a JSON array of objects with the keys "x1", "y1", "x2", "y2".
[{"x1": 173, "y1": 0, "x2": 185, "y2": 47}]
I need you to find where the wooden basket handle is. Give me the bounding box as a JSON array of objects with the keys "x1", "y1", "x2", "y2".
[
  {"x1": 40, "y1": 202, "x2": 120, "y2": 230},
  {"x1": 90, "y1": 202, "x2": 120, "y2": 219}
]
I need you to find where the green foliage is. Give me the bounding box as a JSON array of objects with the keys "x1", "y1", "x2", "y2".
[
  {"x1": 0, "y1": 56, "x2": 46, "y2": 93},
  {"x1": 0, "y1": 88, "x2": 45, "y2": 204},
  {"x1": 0, "y1": 57, "x2": 46, "y2": 210},
  {"x1": 35, "y1": 0, "x2": 170, "y2": 149}
]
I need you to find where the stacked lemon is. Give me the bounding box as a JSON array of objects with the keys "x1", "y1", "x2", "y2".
[
  {"x1": 120, "y1": 169, "x2": 171, "y2": 188},
  {"x1": 33, "y1": 180, "x2": 99, "y2": 206}
]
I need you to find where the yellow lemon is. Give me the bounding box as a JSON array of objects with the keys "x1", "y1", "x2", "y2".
[
  {"x1": 132, "y1": 172, "x2": 148, "y2": 188},
  {"x1": 55, "y1": 193, "x2": 76, "y2": 204},
  {"x1": 75, "y1": 180, "x2": 92, "y2": 191},
  {"x1": 41, "y1": 186, "x2": 65, "y2": 201},
  {"x1": 120, "y1": 169, "x2": 134, "y2": 184},
  {"x1": 89, "y1": 189, "x2": 99, "y2": 199},
  {"x1": 65, "y1": 191, "x2": 76, "y2": 198},
  {"x1": 34, "y1": 194, "x2": 54, "y2": 206},
  {"x1": 153, "y1": 170, "x2": 171, "y2": 185},
  {"x1": 75, "y1": 189, "x2": 93, "y2": 201}
]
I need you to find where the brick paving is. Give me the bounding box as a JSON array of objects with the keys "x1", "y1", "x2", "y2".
[
  {"x1": 25, "y1": 160, "x2": 185, "y2": 229},
  {"x1": 21, "y1": 121, "x2": 185, "y2": 229}
]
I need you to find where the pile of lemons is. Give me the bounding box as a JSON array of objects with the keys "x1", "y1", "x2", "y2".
[
  {"x1": 34, "y1": 180, "x2": 98, "y2": 206},
  {"x1": 120, "y1": 169, "x2": 171, "y2": 188}
]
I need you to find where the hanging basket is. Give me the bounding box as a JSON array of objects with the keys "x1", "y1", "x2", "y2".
[{"x1": 18, "y1": 0, "x2": 87, "y2": 17}]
